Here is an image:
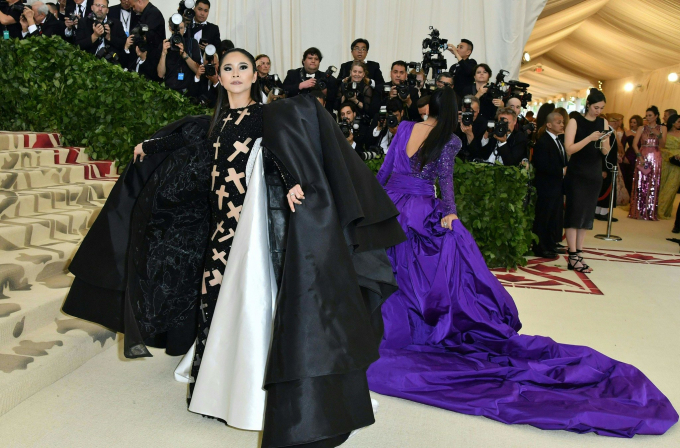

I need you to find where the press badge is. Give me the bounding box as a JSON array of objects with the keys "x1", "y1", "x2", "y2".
[
  {"x1": 3, "y1": 30, "x2": 9, "y2": 40},
  {"x1": 178, "y1": 72, "x2": 185, "y2": 81}
]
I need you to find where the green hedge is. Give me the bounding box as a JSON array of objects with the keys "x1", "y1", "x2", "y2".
[
  {"x1": 0, "y1": 36, "x2": 206, "y2": 166},
  {"x1": 367, "y1": 157, "x2": 536, "y2": 269}
]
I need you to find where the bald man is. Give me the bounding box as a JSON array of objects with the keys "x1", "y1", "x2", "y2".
[{"x1": 20, "y1": 1, "x2": 65, "y2": 38}]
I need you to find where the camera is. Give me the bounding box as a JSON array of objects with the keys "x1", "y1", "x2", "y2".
[
  {"x1": 88, "y1": 13, "x2": 114, "y2": 33},
  {"x1": 493, "y1": 117, "x2": 509, "y2": 138},
  {"x1": 271, "y1": 87, "x2": 283, "y2": 97},
  {"x1": 519, "y1": 116, "x2": 535, "y2": 133},
  {"x1": 421, "y1": 26, "x2": 448, "y2": 77},
  {"x1": 387, "y1": 113, "x2": 399, "y2": 128},
  {"x1": 339, "y1": 119, "x2": 353, "y2": 138},
  {"x1": 461, "y1": 97, "x2": 474, "y2": 126},
  {"x1": 68, "y1": 13, "x2": 79, "y2": 21},
  {"x1": 204, "y1": 44, "x2": 216, "y2": 76},
  {"x1": 169, "y1": 14, "x2": 184, "y2": 51},
  {"x1": 378, "y1": 106, "x2": 398, "y2": 128},
  {"x1": 343, "y1": 81, "x2": 360, "y2": 99},
  {"x1": 486, "y1": 69, "x2": 509, "y2": 99},
  {"x1": 261, "y1": 74, "x2": 280, "y2": 90},
  {"x1": 178, "y1": 0, "x2": 195, "y2": 21},
  {"x1": 316, "y1": 66, "x2": 337, "y2": 91},
  {"x1": 505, "y1": 80, "x2": 532, "y2": 108},
  {"x1": 95, "y1": 45, "x2": 119, "y2": 63},
  {"x1": 0, "y1": 1, "x2": 25, "y2": 14},
  {"x1": 129, "y1": 23, "x2": 149, "y2": 52},
  {"x1": 361, "y1": 145, "x2": 383, "y2": 161}
]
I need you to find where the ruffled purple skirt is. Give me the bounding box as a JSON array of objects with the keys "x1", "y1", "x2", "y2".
[{"x1": 367, "y1": 187, "x2": 678, "y2": 437}]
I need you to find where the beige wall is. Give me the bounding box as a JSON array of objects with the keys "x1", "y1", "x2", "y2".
[{"x1": 602, "y1": 63, "x2": 680, "y2": 123}]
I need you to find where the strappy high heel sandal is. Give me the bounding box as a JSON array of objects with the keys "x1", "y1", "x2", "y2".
[{"x1": 568, "y1": 251, "x2": 592, "y2": 273}]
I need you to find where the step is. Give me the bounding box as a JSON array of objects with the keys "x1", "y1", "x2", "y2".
[
  {"x1": 0, "y1": 148, "x2": 71, "y2": 169},
  {"x1": 0, "y1": 240, "x2": 81, "y2": 292},
  {"x1": 0, "y1": 132, "x2": 62, "y2": 151},
  {"x1": 0, "y1": 209, "x2": 98, "y2": 250},
  {"x1": 0, "y1": 182, "x2": 114, "y2": 220},
  {"x1": 0, "y1": 282, "x2": 72, "y2": 349},
  {"x1": 0, "y1": 315, "x2": 117, "y2": 417},
  {"x1": 0, "y1": 162, "x2": 117, "y2": 191}
]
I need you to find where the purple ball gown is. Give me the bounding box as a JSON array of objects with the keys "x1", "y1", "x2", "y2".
[{"x1": 366, "y1": 121, "x2": 678, "y2": 437}]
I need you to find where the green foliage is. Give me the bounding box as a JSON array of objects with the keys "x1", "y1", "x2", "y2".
[
  {"x1": 0, "y1": 37, "x2": 207, "y2": 166},
  {"x1": 364, "y1": 157, "x2": 537, "y2": 269}
]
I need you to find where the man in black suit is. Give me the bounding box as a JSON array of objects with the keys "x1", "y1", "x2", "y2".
[
  {"x1": 20, "y1": 1, "x2": 65, "y2": 38},
  {"x1": 107, "y1": 0, "x2": 137, "y2": 52},
  {"x1": 477, "y1": 107, "x2": 529, "y2": 166},
  {"x1": 457, "y1": 95, "x2": 487, "y2": 161},
  {"x1": 187, "y1": 51, "x2": 220, "y2": 107},
  {"x1": 129, "y1": 0, "x2": 165, "y2": 50},
  {"x1": 184, "y1": 0, "x2": 220, "y2": 54},
  {"x1": 1, "y1": 0, "x2": 27, "y2": 40},
  {"x1": 63, "y1": 0, "x2": 89, "y2": 43},
  {"x1": 377, "y1": 61, "x2": 419, "y2": 121},
  {"x1": 369, "y1": 98, "x2": 404, "y2": 154},
  {"x1": 338, "y1": 101, "x2": 370, "y2": 155},
  {"x1": 119, "y1": 32, "x2": 160, "y2": 82},
  {"x1": 74, "y1": 0, "x2": 117, "y2": 56},
  {"x1": 282, "y1": 47, "x2": 337, "y2": 115},
  {"x1": 338, "y1": 38, "x2": 385, "y2": 90},
  {"x1": 446, "y1": 39, "x2": 476, "y2": 99},
  {"x1": 532, "y1": 112, "x2": 567, "y2": 258}
]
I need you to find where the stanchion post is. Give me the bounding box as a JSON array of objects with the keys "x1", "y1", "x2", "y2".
[{"x1": 595, "y1": 165, "x2": 622, "y2": 241}]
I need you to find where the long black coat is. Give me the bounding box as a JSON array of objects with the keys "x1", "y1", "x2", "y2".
[{"x1": 63, "y1": 96, "x2": 405, "y2": 447}]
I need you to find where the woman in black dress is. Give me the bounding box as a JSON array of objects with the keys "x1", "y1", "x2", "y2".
[{"x1": 563, "y1": 90, "x2": 610, "y2": 272}]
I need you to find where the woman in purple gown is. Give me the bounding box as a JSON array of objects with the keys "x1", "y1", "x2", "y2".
[{"x1": 366, "y1": 88, "x2": 677, "y2": 437}]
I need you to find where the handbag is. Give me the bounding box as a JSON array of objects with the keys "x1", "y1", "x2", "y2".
[
  {"x1": 669, "y1": 156, "x2": 680, "y2": 168},
  {"x1": 637, "y1": 161, "x2": 652, "y2": 175}
]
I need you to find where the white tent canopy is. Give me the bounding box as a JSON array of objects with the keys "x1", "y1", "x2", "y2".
[{"x1": 521, "y1": 0, "x2": 680, "y2": 106}]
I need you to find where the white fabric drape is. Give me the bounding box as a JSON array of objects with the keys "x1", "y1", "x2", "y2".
[
  {"x1": 209, "y1": 0, "x2": 544, "y2": 80},
  {"x1": 521, "y1": 0, "x2": 680, "y2": 103}
]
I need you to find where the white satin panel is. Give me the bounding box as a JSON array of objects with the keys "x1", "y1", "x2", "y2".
[{"x1": 187, "y1": 145, "x2": 277, "y2": 431}]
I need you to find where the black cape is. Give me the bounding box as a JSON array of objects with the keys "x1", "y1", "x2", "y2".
[{"x1": 62, "y1": 96, "x2": 405, "y2": 447}]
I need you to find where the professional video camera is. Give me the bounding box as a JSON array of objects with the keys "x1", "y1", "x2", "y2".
[
  {"x1": 169, "y1": 14, "x2": 184, "y2": 51},
  {"x1": 203, "y1": 44, "x2": 217, "y2": 76},
  {"x1": 461, "y1": 97, "x2": 474, "y2": 126},
  {"x1": 505, "y1": 80, "x2": 533, "y2": 108},
  {"x1": 129, "y1": 23, "x2": 149, "y2": 52},
  {"x1": 361, "y1": 145, "x2": 383, "y2": 161},
  {"x1": 421, "y1": 26, "x2": 448, "y2": 78},
  {"x1": 486, "y1": 69, "x2": 509, "y2": 100},
  {"x1": 178, "y1": 0, "x2": 195, "y2": 21},
  {"x1": 87, "y1": 12, "x2": 115, "y2": 32},
  {"x1": 316, "y1": 66, "x2": 337, "y2": 91},
  {"x1": 0, "y1": 0, "x2": 25, "y2": 14}
]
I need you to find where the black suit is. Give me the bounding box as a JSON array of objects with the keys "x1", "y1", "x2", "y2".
[
  {"x1": 134, "y1": 1, "x2": 165, "y2": 50},
  {"x1": 282, "y1": 67, "x2": 338, "y2": 115},
  {"x1": 532, "y1": 132, "x2": 567, "y2": 255},
  {"x1": 187, "y1": 76, "x2": 220, "y2": 107},
  {"x1": 74, "y1": 15, "x2": 113, "y2": 54},
  {"x1": 120, "y1": 44, "x2": 161, "y2": 82},
  {"x1": 24, "y1": 13, "x2": 66, "y2": 38},
  {"x1": 449, "y1": 57, "x2": 476, "y2": 98},
  {"x1": 107, "y1": 5, "x2": 138, "y2": 53},
  {"x1": 377, "y1": 81, "x2": 419, "y2": 122},
  {"x1": 338, "y1": 60, "x2": 385, "y2": 88},
  {"x1": 185, "y1": 21, "x2": 220, "y2": 51},
  {"x1": 478, "y1": 130, "x2": 528, "y2": 166},
  {"x1": 457, "y1": 114, "x2": 487, "y2": 161}
]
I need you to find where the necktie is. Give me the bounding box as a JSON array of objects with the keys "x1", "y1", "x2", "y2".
[
  {"x1": 78, "y1": 5, "x2": 82, "y2": 17},
  {"x1": 556, "y1": 138, "x2": 566, "y2": 164}
]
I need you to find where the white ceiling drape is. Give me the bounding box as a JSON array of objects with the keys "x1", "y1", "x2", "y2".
[{"x1": 520, "y1": 0, "x2": 680, "y2": 103}]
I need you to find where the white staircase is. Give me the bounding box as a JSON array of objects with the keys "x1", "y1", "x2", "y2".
[{"x1": 0, "y1": 131, "x2": 119, "y2": 417}]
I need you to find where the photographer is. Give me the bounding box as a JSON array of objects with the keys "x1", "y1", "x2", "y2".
[
  {"x1": 74, "y1": 0, "x2": 116, "y2": 56},
  {"x1": 435, "y1": 71, "x2": 462, "y2": 105},
  {"x1": 187, "y1": 45, "x2": 220, "y2": 107},
  {"x1": 63, "y1": 0, "x2": 89, "y2": 43},
  {"x1": 255, "y1": 54, "x2": 283, "y2": 103},
  {"x1": 337, "y1": 61, "x2": 374, "y2": 115},
  {"x1": 129, "y1": 0, "x2": 165, "y2": 49},
  {"x1": 338, "y1": 38, "x2": 385, "y2": 89},
  {"x1": 107, "y1": 0, "x2": 137, "y2": 53},
  {"x1": 157, "y1": 15, "x2": 200, "y2": 93},
  {"x1": 282, "y1": 47, "x2": 337, "y2": 114},
  {"x1": 417, "y1": 95, "x2": 430, "y2": 121},
  {"x1": 457, "y1": 94, "x2": 487, "y2": 161},
  {"x1": 20, "y1": 1, "x2": 65, "y2": 38},
  {"x1": 379, "y1": 61, "x2": 419, "y2": 121},
  {"x1": 338, "y1": 101, "x2": 369, "y2": 154},
  {"x1": 462, "y1": 63, "x2": 504, "y2": 121},
  {"x1": 184, "y1": 0, "x2": 220, "y2": 53},
  {"x1": 1, "y1": 0, "x2": 26, "y2": 39},
  {"x1": 120, "y1": 26, "x2": 160, "y2": 81},
  {"x1": 371, "y1": 98, "x2": 404, "y2": 154},
  {"x1": 506, "y1": 96, "x2": 534, "y2": 138},
  {"x1": 478, "y1": 106, "x2": 528, "y2": 166},
  {"x1": 446, "y1": 39, "x2": 476, "y2": 98}
]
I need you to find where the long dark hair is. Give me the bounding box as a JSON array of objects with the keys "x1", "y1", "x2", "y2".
[
  {"x1": 417, "y1": 87, "x2": 458, "y2": 170},
  {"x1": 208, "y1": 48, "x2": 261, "y2": 136},
  {"x1": 667, "y1": 114, "x2": 679, "y2": 131},
  {"x1": 646, "y1": 105, "x2": 661, "y2": 125},
  {"x1": 584, "y1": 89, "x2": 606, "y2": 114},
  {"x1": 535, "y1": 103, "x2": 555, "y2": 130}
]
